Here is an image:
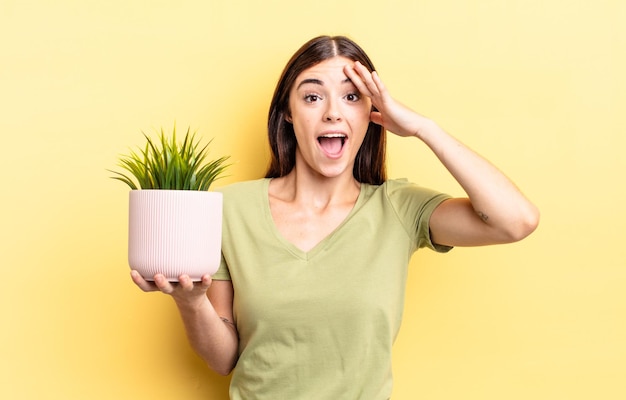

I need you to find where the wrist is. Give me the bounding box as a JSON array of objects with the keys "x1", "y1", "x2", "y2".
[
  {"x1": 413, "y1": 118, "x2": 439, "y2": 141},
  {"x1": 173, "y1": 293, "x2": 210, "y2": 313}
]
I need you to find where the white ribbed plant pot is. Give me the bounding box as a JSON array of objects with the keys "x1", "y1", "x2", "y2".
[{"x1": 128, "y1": 190, "x2": 223, "y2": 282}]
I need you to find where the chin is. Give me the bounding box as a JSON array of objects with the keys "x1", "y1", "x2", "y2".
[{"x1": 316, "y1": 165, "x2": 352, "y2": 179}]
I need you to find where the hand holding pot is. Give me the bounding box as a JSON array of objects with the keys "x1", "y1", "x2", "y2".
[{"x1": 131, "y1": 270, "x2": 213, "y2": 304}]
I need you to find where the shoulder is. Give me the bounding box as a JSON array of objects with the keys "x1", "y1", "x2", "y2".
[
  {"x1": 377, "y1": 179, "x2": 453, "y2": 252},
  {"x1": 374, "y1": 178, "x2": 451, "y2": 217},
  {"x1": 214, "y1": 179, "x2": 269, "y2": 219},
  {"x1": 215, "y1": 178, "x2": 268, "y2": 199},
  {"x1": 377, "y1": 178, "x2": 448, "y2": 201}
]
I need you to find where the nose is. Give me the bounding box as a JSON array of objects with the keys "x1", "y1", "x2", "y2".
[{"x1": 324, "y1": 98, "x2": 342, "y2": 122}]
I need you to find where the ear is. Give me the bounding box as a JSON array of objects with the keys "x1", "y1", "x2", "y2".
[{"x1": 285, "y1": 112, "x2": 293, "y2": 124}]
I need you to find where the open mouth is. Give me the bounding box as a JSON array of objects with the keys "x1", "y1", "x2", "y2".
[{"x1": 317, "y1": 133, "x2": 346, "y2": 156}]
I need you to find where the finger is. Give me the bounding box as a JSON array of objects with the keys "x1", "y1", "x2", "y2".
[
  {"x1": 177, "y1": 274, "x2": 195, "y2": 292},
  {"x1": 344, "y1": 63, "x2": 371, "y2": 96},
  {"x1": 154, "y1": 273, "x2": 176, "y2": 294},
  {"x1": 371, "y1": 71, "x2": 387, "y2": 94},
  {"x1": 131, "y1": 270, "x2": 159, "y2": 292},
  {"x1": 354, "y1": 61, "x2": 381, "y2": 97},
  {"x1": 370, "y1": 110, "x2": 384, "y2": 126},
  {"x1": 200, "y1": 274, "x2": 213, "y2": 290}
]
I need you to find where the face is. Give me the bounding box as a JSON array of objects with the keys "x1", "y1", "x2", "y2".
[{"x1": 287, "y1": 56, "x2": 372, "y2": 180}]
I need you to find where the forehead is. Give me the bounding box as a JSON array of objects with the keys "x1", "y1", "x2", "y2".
[{"x1": 294, "y1": 56, "x2": 354, "y2": 86}]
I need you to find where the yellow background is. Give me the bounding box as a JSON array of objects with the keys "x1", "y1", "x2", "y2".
[{"x1": 1, "y1": 0, "x2": 624, "y2": 399}]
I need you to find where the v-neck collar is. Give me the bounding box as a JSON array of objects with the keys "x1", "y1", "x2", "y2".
[{"x1": 261, "y1": 178, "x2": 366, "y2": 261}]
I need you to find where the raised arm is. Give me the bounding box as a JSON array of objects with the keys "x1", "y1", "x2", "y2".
[
  {"x1": 131, "y1": 272, "x2": 239, "y2": 375},
  {"x1": 344, "y1": 61, "x2": 539, "y2": 247},
  {"x1": 412, "y1": 121, "x2": 539, "y2": 246}
]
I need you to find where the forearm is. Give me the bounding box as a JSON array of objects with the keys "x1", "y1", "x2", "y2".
[
  {"x1": 174, "y1": 296, "x2": 239, "y2": 375},
  {"x1": 416, "y1": 118, "x2": 539, "y2": 240}
]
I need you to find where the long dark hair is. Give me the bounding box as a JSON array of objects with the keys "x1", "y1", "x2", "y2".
[{"x1": 265, "y1": 35, "x2": 386, "y2": 184}]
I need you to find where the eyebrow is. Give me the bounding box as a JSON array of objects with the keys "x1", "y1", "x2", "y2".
[{"x1": 296, "y1": 77, "x2": 353, "y2": 90}]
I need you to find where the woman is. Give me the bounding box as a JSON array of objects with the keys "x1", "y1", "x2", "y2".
[{"x1": 132, "y1": 35, "x2": 539, "y2": 399}]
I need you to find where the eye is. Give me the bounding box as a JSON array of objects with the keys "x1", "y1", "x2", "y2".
[
  {"x1": 304, "y1": 94, "x2": 321, "y2": 103},
  {"x1": 345, "y1": 92, "x2": 361, "y2": 102}
]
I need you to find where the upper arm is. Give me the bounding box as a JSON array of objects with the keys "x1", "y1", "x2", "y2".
[
  {"x1": 429, "y1": 198, "x2": 515, "y2": 247},
  {"x1": 208, "y1": 280, "x2": 235, "y2": 324}
]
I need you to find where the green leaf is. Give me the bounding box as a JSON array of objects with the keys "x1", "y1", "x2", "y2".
[{"x1": 109, "y1": 124, "x2": 230, "y2": 190}]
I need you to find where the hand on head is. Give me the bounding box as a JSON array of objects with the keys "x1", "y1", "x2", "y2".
[{"x1": 343, "y1": 60, "x2": 428, "y2": 138}]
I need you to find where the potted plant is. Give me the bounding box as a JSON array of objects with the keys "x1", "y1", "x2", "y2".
[{"x1": 110, "y1": 125, "x2": 230, "y2": 281}]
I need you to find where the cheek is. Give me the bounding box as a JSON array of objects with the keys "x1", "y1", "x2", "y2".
[
  {"x1": 356, "y1": 103, "x2": 372, "y2": 121},
  {"x1": 352, "y1": 108, "x2": 372, "y2": 133},
  {"x1": 293, "y1": 116, "x2": 312, "y2": 131},
  {"x1": 292, "y1": 118, "x2": 315, "y2": 144}
]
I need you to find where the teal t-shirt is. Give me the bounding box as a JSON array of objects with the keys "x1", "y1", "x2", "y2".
[{"x1": 214, "y1": 178, "x2": 451, "y2": 399}]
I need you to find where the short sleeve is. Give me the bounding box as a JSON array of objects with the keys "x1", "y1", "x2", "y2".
[
  {"x1": 211, "y1": 252, "x2": 232, "y2": 280},
  {"x1": 385, "y1": 179, "x2": 453, "y2": 253}
]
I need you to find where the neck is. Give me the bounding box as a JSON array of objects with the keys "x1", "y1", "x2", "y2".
[{"x1": 272, "y1": 167, "x2": 361, "y2": 209}]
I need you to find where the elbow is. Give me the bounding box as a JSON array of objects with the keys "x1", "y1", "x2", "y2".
[
  {"x1": 213, "y1": 366, "x2": 234, "y2": 376},
  {"x1": 505, "y1": 205, "x2": 540, "y2": 242},
  {"x1": 210, "y1": 361, "x2": 236, "y2": 376},
  {"x1": 208, "y1": 357, "x2": 237, "y2": 376}
]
